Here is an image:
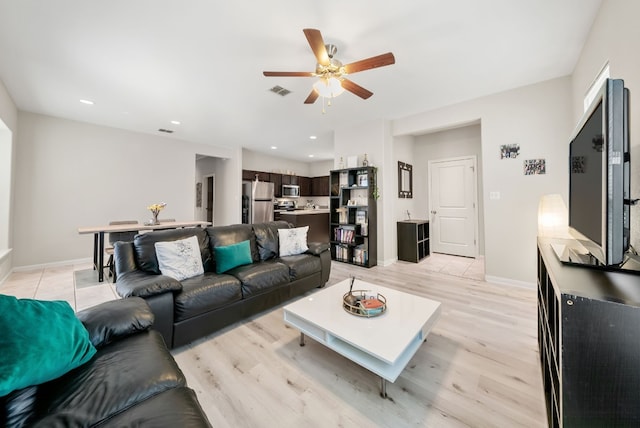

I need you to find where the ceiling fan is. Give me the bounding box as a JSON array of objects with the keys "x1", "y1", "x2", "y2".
[{"x1": 263, "y1": 28, "x2": 395, "y2": 104}]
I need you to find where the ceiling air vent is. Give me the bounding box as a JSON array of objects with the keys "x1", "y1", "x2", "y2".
[
  {"x1": 269, "y1": 85, "x2": 291, "y2": 96},
  {"x1": 158, "y1": 128, "x2": 174, "y2": 133}
]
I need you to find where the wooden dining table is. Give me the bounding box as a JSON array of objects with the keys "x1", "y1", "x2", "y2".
[{"x1": 78, "y1": 220, "x2": 211, "y2": 282}]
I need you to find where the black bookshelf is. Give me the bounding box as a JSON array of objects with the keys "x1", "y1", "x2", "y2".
[{"x1": 329, "y1": 167, "x2": 377, "y2": 268}]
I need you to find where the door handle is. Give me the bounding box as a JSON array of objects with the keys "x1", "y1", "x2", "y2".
[{"x1": 431, "y1": 210, "x2": 437, "y2": 215}]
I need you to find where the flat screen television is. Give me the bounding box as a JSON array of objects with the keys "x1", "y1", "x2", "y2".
[{"x1": 568, "y1": 78, "x2": 630, "y2": 266}]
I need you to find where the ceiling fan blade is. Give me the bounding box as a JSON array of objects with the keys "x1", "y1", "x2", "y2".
[
  {"x1": 341, "y1": 79, "x2": 373, "y2": 100},
  {"x1": 303, "y1": 28, "x2": 329, "y2": 66},
  {"x1": 304, "y1": 89, "x2": 319, "y2": 104},
  {"x1": 263, "y1": 71, "x2": 314, "y2": 77},
  {"x1": 343, "y1": 52, "x2": 396, "y2": 74}
]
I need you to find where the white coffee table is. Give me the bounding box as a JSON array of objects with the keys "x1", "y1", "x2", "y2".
[{"x1": 283, "y1": 278, "x2": 441, "y2": 397}]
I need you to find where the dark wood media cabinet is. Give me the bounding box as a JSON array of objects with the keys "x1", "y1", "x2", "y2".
[{"x1": 537, "y1": 237, "x2": 640, "y2": 427}]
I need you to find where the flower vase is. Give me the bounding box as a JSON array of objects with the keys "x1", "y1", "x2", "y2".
[{"x1": 151, "y1": 211, "x2": 159, "y2": 225}]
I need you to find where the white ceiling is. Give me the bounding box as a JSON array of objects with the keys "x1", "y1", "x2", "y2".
[{"x1": 0, "y1": 0, "x2": 602, "y2": 162}]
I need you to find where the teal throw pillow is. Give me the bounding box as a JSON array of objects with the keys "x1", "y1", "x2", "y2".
[
  {"x1": 0, "y1": 295, "x2": 97, "y2": 397},
  {"x1": 214, "y1": 240, "x2": 253, "y2": 273}
]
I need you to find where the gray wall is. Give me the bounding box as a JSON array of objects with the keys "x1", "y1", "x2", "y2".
[
  {"x1": 394, "y1": 76, "x2": 573, "y2": 285},
  {"x1": 0, "y1": 79, "x2": 17, "y2": 281},
  {"x1": 571, "y1": 0, "x2": 640, "y2": 253},
  {"x1": 12, "y1": 112, "x2": 240, "y2": 267},
  {"x1": 413, "y1": 124, "x2": 485, "y2": 256}
]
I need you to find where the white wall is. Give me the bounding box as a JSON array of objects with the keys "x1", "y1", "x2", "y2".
[
  {"x1": 571, "y1": 0, "x2": 640, "y2": 252},
  {"x1": 393, "y1": 135, "x2": 417, "y2": 221},
  {"x1": 334, "y1": 119, "x2": 397, "y2": 265},
  {"x1": 13, "y1": 112, "x2": 239, "y2": 267},
  {"x1": 0, "y1": 78, "x2": 17, "y2": 282},
  {"x1": 413, "y1": 124, "x2": 485, "y2": 255},
  {"x1": 394, "y1": 77, "x2": 573, "y2": 284},
  {"x1": 308, "y1": 159, "x2": 333, "y2": 177}
]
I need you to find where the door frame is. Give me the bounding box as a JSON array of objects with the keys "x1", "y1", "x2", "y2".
[
  {"x1": 204, "y1": 173, "x2": 215, "y2": 225},
  {"x1": 427, "y1": 155, "x2": 479, "y2": 258}
]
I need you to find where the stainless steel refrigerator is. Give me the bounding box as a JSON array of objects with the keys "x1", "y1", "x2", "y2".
[{"x1": 242, "y1": 180, "x2": 274, "y2": 224}]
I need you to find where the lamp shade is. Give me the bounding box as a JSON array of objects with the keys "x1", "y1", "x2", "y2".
[
  {"x1": 313, "y1": 77, "x2": 345, "y2": 98},
  {"x1": 538, "y1": 194, "x2": 570, "y2": 238}
]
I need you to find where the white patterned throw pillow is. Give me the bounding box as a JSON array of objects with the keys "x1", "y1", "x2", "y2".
[
  {"x1": 278, "y1": 226, "x2": 309, "y2": 257},
  {"x1": 154, "y1": 235, "x2": 204, "y2": 281}
]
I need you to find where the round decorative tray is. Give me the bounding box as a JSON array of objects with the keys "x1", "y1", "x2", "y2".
[{"x1": 342, "y1": 290, "x2": 387, "y2": 317}]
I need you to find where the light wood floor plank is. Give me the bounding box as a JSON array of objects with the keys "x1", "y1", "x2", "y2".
[
  {"x1": 1, "y1": 254, "x2": 545, "y2": 427},
  {"x1": 171, "y1": 260, "x2": 546, "y2": 427}
]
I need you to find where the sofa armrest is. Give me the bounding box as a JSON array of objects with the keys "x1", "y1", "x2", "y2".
[
  {"x1": 114, "y1": 241, "x2": 138, "y2": 277},
  {"x1": 115, "y1": 271, "x2": 183, "y2": 298},
  {"x1": 306, "y1": 242, "x2": 330, "y2": 255},
  {"x1": 76, "y1": 297, "x2": 154, "y2": 348}
]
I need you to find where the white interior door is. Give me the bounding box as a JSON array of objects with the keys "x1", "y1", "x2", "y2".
[{"x1": 428, "y1": 157, "x2": 477, "y2": 257}]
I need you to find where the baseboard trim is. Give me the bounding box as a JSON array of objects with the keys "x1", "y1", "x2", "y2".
[
  {"x1": 485, "y1": 275, "x2": 535, "y2": 289},
  {"x1": 12, "y1": 257, "x2": 93, "y2": 273}
]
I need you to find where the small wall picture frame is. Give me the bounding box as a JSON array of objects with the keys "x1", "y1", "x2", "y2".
[
  {"x1": 524, "y1": 159, "x2": 546, "y2": 175},
  {"x1": 196, "y1": 182, "x2": 202, "y2": 207},
  {"x1": 500, "y1": 144, "x2": 520, "y2": 159},
  {"x1": 347, "y1": 155, "x2": 359, "y2": 168}
]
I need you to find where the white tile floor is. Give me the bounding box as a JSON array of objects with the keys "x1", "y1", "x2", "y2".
[{"x1": 0, "y1": 253, "x2": 485, "y2": 311}]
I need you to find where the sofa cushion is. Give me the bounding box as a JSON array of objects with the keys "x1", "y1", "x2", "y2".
[
  {"x1": 214, "y1": 240, "x2": 253, "y2": 273},
  {"x1": 94, "y1": 387, "x2": 211, "y2": 427},
  {"x1": 278, "y1": 226, "x2": 309, "y2": 256},
  {"x1": 232, "y1": 261, "x2": 290, "y2": 298},
  {"x1": 134, "y1": 228, "x2": 211, "y2": 275},
  {"x1": 0, "y1": 296, "x2": 97, "y2": 397},
  {"x1": 278, "y1": 254, "x2": 322, "y2": 281},
  {"x1": 174, "y1": 273, "x2": 243, "y2": 322},
  {"x1": 253, "y1": 221, "x2": 290, "y2": 260},
  {"x1": 155, "y1": 236, "x2": 205, "y2": 280},
  {"x1": 207, "y1": 224, "x2": 259, "y2": 270},
  {"x1": 30, "y1": 330, "x2": 185, "y2": 427}
]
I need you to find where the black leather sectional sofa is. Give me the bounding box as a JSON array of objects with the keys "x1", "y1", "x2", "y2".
[
  {"x1": 1, "y1": 298, "x2": 211, "y2": 427},
  {"x1": 114, "y1": 221, "x2": 331, "y2": 348}
]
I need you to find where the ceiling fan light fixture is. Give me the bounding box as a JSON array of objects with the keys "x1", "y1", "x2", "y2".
[{"x1": 313, "y1": 77, "x2": 345, "y2": 99}]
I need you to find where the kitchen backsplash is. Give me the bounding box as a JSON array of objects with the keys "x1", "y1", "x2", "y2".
[{"x1": 276, "y1": 197, "x2": 329, "y2": 209}]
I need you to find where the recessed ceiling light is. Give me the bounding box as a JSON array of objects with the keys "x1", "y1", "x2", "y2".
[
  {"x1": 308, "y1": 154, "x2": 315, "y2": 158},
  {"x1": 170, "y1": 120, "x2": 181, "y2": 125},
  {"x1": 309, "y1": 135, "x2": 317, "y2": 140},
  {"x1": 79, "y1": 99, "x2": 94, "y2": 105},
  {"x1": 271, "y1": 146, "x2": 278, "y2": 150}
]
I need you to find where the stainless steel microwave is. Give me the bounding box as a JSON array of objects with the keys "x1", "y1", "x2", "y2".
[{"x1": 282, "y1": 184, "x2": 300, "y2": 198}]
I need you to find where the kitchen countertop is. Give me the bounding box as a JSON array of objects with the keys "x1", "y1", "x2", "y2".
[{"x1": 279, "y1": 209, "x2": 329, "y2": 215}]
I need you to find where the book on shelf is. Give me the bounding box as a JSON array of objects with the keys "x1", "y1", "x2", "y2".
[
  {"x1": 353, "y1": 245, "x2": 368, "y2": 265},
  {"x1": 335, "y1": 244, "x2": 349, "y2": 261},
  {"x1": 334, "y1": 225, "x2": 357, "y2": 243},
  {"x1": 355, "y1": 210, "x2": 366, "y2": 225}
]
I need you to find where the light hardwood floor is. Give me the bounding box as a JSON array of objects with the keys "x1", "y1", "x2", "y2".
[{"x1": 1, "y1": 255, "x2": 547, "y2": 427}]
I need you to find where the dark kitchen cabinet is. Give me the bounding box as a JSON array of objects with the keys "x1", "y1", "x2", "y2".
[
  {"x1": 242, "y1": 170, "x2": 269, "y2": 181},
  {"x1": 282, "y1": 174, "x2": 299, "y2": 185},
  {"x1": 299, "y1": 176, "x2": 311, "y2": 196},
  {"x1": 270, "y1": 173, "x2": 282, "y2": 197},
  {"x1": 311, "y1": 176, "x2": 330, "y2": 196}
]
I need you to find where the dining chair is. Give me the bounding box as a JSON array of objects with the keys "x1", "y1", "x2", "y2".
[{"x1": 105, "y1": 220, "x2": 139, "y2": 282}]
